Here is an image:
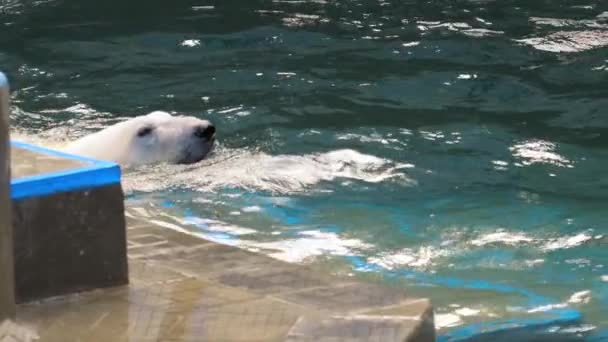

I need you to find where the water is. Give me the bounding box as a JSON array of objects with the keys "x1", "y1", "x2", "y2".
[{"x1": 2, "y1": 0, "x2": 608, "y2": 340}]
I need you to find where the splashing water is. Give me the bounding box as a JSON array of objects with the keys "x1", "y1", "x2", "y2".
[{"x1": 123, "y1": 146, "x2": 415, "y2": 194}]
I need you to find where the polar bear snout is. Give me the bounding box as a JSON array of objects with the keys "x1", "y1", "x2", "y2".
[
  {"x1": 194, "y1": 124, "x2": 216, "y2": 141},
  {"x1": 174, "y1": 119, "x2": 216, "y2": 165}
]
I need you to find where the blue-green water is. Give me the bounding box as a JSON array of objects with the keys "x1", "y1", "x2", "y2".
[{"x1": 2, "y1": 0, "x2": 608, "y2": 340}]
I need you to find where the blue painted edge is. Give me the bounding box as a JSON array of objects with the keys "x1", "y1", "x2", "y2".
[
  {"x1": 10, "y1": 140, "x2": 122, "y2": 200},
  {"x1": 0, "y1": 72, "x2": 7, "y2": 87}
]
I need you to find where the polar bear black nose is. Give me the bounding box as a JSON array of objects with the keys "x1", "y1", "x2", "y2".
[{"x1": 194, "y1": 124, "x2": 215, "y2": 140}]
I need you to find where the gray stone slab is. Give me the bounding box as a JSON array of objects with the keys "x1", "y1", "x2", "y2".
[
  {"x1": 143, "y1": 243, "x2": 276, "y2": 278},
  {"x1": 286, "y1": 315, "x2": 427, "y2": 342},
  {"x1": 277, "y1": 282, "x2": 413, "y2": 313},
  {"x1": 13, "y1": 185, "x2": 129, "y2": 303},
  {"x1": 362, "y1": 300, "x2": 436, "y2": 342},
  {"x1": 215, "y1": 265, "x2": 337, "y2": 295},
  {"x1": 126, "y1": 222, "x2": 215, "y2": 255}
]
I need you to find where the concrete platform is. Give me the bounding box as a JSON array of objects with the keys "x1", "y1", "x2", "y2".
[
  {"x1": 15, "y1": 211, "x2": 436, "y2": 341},
  {"x1": 10, "y1": 141, "x2": 128, "y2": 303}
]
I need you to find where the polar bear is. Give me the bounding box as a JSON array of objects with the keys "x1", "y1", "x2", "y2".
[{"x1": 63, "y1": 111, "x2": 216, "y2": 166}]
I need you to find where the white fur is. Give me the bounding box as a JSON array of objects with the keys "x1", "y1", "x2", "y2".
[{"x1": 63, "y1": 111, "x2": 215, "y2": 166}]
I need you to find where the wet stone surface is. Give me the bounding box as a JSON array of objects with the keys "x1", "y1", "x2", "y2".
[
  {"x1": 11, "y1": 146, "x2": 89, "y2": 179},
  {"x1": 15, "y1": 211, "x2": 435, "y2": 341},
  {"x1": 286, "y1": 315, "x2": 423, "y2": 342}
]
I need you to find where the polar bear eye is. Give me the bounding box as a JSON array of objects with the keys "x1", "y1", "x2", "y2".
[{"x1": 137, "y1": 126, "x2": 154, "y2": 137}]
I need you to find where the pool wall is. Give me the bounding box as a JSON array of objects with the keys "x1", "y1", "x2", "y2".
[
  {"x1": 0, "y1": 71, "x2": 16, "y2": 318},
  {"x1": 10, "y1": 140, "x2": 129, "y2": 303}
]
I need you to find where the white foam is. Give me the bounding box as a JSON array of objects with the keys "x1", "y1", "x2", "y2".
[
  {"x1": 454, "y1": 307, "x2": 481, "y2": 317},
  {"x1": 368, "y1": 246, "x2": 449, "y2": 270},
  {"x1": 527, "y1": 290, "x2": 591, "y2": 315},
  {"x1": 242, "y1": 206, "x2": 262, "y2": 213},
  {"x1": 122, "y1": 147, "x2": 416, "y2": 194},
  {"x1": 238, "y1": 229, "x2": 372, "y2": 263},
  {"x1": 568, "y1": 290, "x2": 591, "y2": 304},
  {"x1": 527, "y1": 303, "x2": 568, "y2": 313},
  {"x1": 542, "y1": 232, "x2": 593, "y2": 251},
  {"x1": 470, "y1": 231, "x2": 533, "y2": 247},
  {"x1": 435, "y1": 313, "x2": 463, "y2": 329}
]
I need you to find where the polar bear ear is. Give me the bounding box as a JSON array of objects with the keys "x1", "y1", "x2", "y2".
[{"x1": 146, "y1": 111, "x2": 172, "y2": 120}]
